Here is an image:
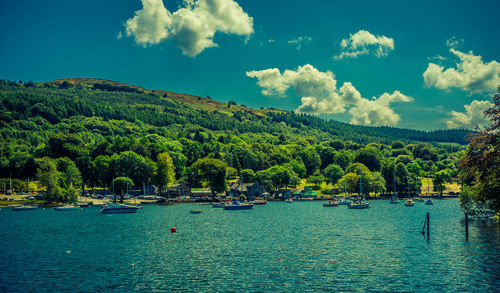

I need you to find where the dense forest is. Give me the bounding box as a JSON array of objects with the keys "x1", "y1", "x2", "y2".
[{"x1": 0, "y1": 78, "x2": 468, "y2": 203}]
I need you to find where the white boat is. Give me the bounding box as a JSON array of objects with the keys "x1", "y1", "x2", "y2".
[
  {"x1": 285, "y1": 198, "x2": 293, "y2": 203},
  {"x1": 13, "y1": 205, "x2": 37, "y2": 211},
  {"x1": 55, "y1": 204, "x2": 81, "y2": 211},
  {"x1": 348, "y1": 175, "x2": 369, "y2": 209},
  {"x1": 100, "y1": 202, "x2": 142, "y2": 214},
  {"x1": 405, "y1": 199, "x2": 415, "y2": 206},
  {"x1": 338, "y1": 198, "x2": 352, "y2": 205}
]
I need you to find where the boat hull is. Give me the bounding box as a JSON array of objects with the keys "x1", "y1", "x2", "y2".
[
  {"x1": 252, "y1": 201, "x2": 267, "y2": 205},
  {"x1": 348, "y1": 203, "x2": 370, "y2": 209},
  {"x1": 13, "y1": 206, "x2": 37, "y2": 211},
  {"x1": 224, "y1": 204, "x2": 253, "y2": 210},
  {"x1": 100, "y1": 207, "x2": 141, "y2": 214},
  {"x1": 55, "y1": 207, "x2": 81, "y2": 211}
]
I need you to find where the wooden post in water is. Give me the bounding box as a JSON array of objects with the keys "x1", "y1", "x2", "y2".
[
  {"x1": 465, "y1": 212, "x2": 469, "y2": 241},
  {"x1": 426, "y1": 212, "x2": 430, "y2": 239}
]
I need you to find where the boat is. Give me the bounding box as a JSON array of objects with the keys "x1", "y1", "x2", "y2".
[
  {"x1": 223, "y1": 200, "x2": 254, "y2": 210},
  {"x1": 338, "y1": 180, "x2": 352, "y2": 205},
  {"x1": 100, "y1": 201, "x2": 142, "y2": 214},
  {"x1": 338, "y1": 198, "x2": 352, "y2": 205},
  {"x1": 348, "y1": 199, "x2": 370, "y2": 209},
  {"x1": 348, "y1": 174, "x2": 370, "y2": 209},
  {"x1": 252, "y1": 200, "x2": 268, "y2": 205},
  {"x1": 390, "y1": 173, "x2": 398, "y2": 204},
  {"x1": 323, "y1": 200, "x2": 338, "y2": 207},
  {"x1": 55, "y1": 204, "x2": 81, "y2": 211},
  {"x1": 13, "y1": 205, "x2": 37, "y2": 211},
  {"x1": 425, "y1": 199, "x2": 434, "y2": 205},
  {"x1": 212, "y1": 202, "x2": 225, "y2": 208},
  {"x1": 416, "y1": 197, "x2": 425, "y2": 202},
  {"x1": 405, "y1": 199, "x2": 415, "y2": 206},
  {"x1": 190, "y1": 210, "x2": 202, "y2": 214},
  {"x1": 285, "y1": 198, "x2": 293, "y2": 203}
]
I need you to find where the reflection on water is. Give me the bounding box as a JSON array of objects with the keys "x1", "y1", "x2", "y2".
[{"x1": 0, "y1": 199, "x2": 499, "y2": 292}]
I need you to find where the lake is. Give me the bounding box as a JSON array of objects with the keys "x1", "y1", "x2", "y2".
[{"x1": 1, "y1": 199, "x2": 499, "y2": 292}]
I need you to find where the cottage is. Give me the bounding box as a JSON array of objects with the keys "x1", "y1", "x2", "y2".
[{"x1": 229, "y1": 182, "x2": 265, "y2": 200}]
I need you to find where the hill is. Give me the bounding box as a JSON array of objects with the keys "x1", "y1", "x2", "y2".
[{"x1": 2, "y1": 78, "x2": 469, "y2": 145}]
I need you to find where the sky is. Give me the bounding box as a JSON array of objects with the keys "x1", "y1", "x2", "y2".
[{"x1": 0, "y1": 0, "x2": 499, "y2": 130}]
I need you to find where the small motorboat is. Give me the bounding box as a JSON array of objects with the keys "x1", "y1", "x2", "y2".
[
  {"x1": 425, "y1": 199, "x2": 434, "y2": 205},
  {"x1": 348, "y1": 200, "x2": 370, "y2": 209},
  {"x1": 285, "y1": 198, "x2": 293, "y2": 203},
  {"x1": 100, "y1": 202, "x2": 142, "y2": 214},
  {"x1": 416, "y1": 197, "x2": 425, "y2": 202},
  {"x1": 405, "y1": 199, "x2": 415, "y2": 206},
  {"x1": 13, "y1": 205, "x2": 37, "y2": 211},
  {"x1": 390, "y1": 197, "x2": 399, "y2": 204},
  {"x1": 212, "y1": 202, "x2": 225, "y2": 208},
  {"x1": 252, "y1": 200, "x2": 268, "y2": 205},
  {"x1": 55, "y1": 204, "x2": 81, "y2": 211},
  {"x1": 224, "y1": 200, "x2": 254, "y2": 210},
  {"x1": 190, "y1": 210, "x2": 202, "y2": 214},
  {"x1": 323, "y1": 200, "x2": 339, "y2": 207}
]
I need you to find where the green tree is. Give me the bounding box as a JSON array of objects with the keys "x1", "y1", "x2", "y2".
[
  {"x1": 299, "y1": 147, "x2": 321, "y2": 176},
  {"x1": 35, "y1": 157, "x2": 64, "y2": 202},
  {"x1": 307, "y1": 173, "x2": 325, "y2": 188},
  {"x1": 112, "y1": 177, "x2": 134, "y2": 203},
  {"x1": 56, "y1": 157, "x2": 82, "y2": 189},
  {"x1": 354, "y1": 147, "x2": 382, "y2": 172},
  {"x1": 194, "y1": 158, "x2": 227, "y2": 201},
  {"x1": 323, "y1": 164, "x2": 344, "y2": 185},
  {"x1": 267, "y1": 165, "x2": 291, "y2": 190},
  {"x1": 241, "y1": 169, "x2": 255, "y2": 183},
  {"x1": 155, "y1": 152, "x2": 175, "y2": 196}
]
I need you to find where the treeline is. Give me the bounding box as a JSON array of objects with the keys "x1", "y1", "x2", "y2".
[{"x1": 0, "y1": 79, "x2": 465, "y2": 202}]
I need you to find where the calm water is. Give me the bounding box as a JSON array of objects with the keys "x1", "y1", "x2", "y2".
[{"x1": 1, "y1": 199, "x2": 499, "y2": 292}]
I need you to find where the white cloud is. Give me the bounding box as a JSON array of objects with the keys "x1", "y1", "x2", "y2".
[
  {"x1": 247, "y1": 64, "x2": 413, "y2": 126},
  {"x1": 288, "y1": 36, "x2": 312, "y2": 50},
  {"x1": 124, "y1": 0, "x2": 253, "y2": 56},
  {"x1": 245, "y1": 68, "x2": 289, "y2": 96},
  {"x1": 446, "y1": 36, "x2": 463, "y2": 48},
  {"x1": 349, "y1": 91, "x2": 413, "y2": 126},
  {"x1": 335, "y1": 30, "x2": 394, "y2": 60},
  {"x1": 423, "y1": 49, "x2": 500, "y2": 94},
  {"x1": 447, "y1": 100, "x2": 493, "y2": 129},
  {"x1": 125, "y1": 0, "x2": 172, "y2": 46}
]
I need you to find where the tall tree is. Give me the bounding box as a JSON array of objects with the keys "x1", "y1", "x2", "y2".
[
  {"x1": 194, "y1": 158, "x2": 227, "y2": 201},
  {"x1": 155, "y1": 152, "x2": 176, "y2": 196}
]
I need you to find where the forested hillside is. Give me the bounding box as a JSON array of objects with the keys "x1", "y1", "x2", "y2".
[{"x1": 0, "y1": 79, "x2": 467, "y2": 202}]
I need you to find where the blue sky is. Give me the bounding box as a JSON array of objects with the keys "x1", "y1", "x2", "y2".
[{"x1": 0, "y1": 0, "x2": 499, "y2": 130}]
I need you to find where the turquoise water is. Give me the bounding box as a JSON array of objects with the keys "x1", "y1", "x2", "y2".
[{"x1": 1, "y1": 199, "x2": 499, "y2": 292}]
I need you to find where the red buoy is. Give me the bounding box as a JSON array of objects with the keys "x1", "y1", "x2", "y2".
[{"x1": 171, "y1": 227, "x2": 176, "y2": 233}]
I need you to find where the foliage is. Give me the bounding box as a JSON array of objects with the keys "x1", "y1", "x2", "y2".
[
  {"x1": 112, "y1": 177, "x2": 134, "y2": 202},
  {"x1": 193, "y1": 158, "x2": 227, "y2": 200},
  {"x1": 155, "y1": 152, "x2": 175, "y2": 195}
]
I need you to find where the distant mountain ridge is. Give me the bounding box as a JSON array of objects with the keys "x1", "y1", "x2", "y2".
[{"x1": 1, "y1": 78, "x2": 471, "y2": 145}]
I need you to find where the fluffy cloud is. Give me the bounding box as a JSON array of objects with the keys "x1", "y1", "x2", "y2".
[
  {"x1": 125, "y1": 0, "x2": 172, "y2": 46},
  {"x1": 349, "y1": 91, "x2": 413, "y2": 126},
  {"x1": 423, "y1": 49, "x2": 500, "y2": 94},
  {"x1": 288, "y1": 36, "x2": 312, "y2": 50},
  {"x1": 124, "y1": 0, "x2": 253, "y2": 56},
  {"x1": 335, "y1": 30, "x2": 394, "y2": 60},
  {"x1": 447, "y1": 100, "x2": 493, "y2": 129},
  {"x1": 247, "y1": 64, "x2": 413, "y2": 126}
]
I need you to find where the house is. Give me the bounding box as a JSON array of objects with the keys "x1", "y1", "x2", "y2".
[
  {"x1": 166, "y1": 183, "x2": 192, "y2": 197},
  {"x1": 229, "y1": 182, "x2": 265, "y2": 200}
]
